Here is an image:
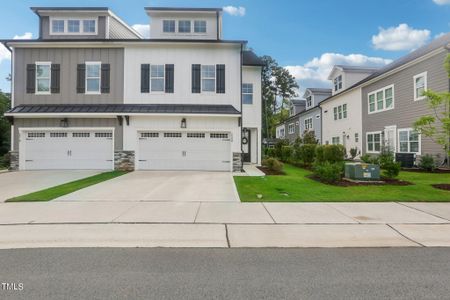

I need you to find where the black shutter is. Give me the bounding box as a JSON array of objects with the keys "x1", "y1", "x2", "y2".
[
  {"x1": 101, "y1": 64, "x2": 110, "y2": 94},
  {"x1": 50, "y1": 64, "x2": 60, "y2": 94},
  {"x1": 26, "y1": 64, "x2": 36, "y2": 94},
  {"x1": 165, "y1": 64, "x2": 174, "y2": 93},
  {"x1": 141, "y1": 64, "x2": 150, "y2": 93},
  {"x1": 76, "y1": 64, "x2": 86, "y2": 93},
  {"x1": 216, "y1": 64, "x2": 225, "y2": 94},
  {"x1": 192, "y1": 64, "x2": 201, "y2": 93}
]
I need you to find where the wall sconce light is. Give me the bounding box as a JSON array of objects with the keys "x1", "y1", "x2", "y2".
[
  {"x1": 181, "y1": 118, "x2": 187, "y2": 128},
  {"x1": 60, "y1": 118, "x2": 69, "y2": 128}
]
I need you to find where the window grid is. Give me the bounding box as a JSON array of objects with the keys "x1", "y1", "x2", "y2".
[
  {"x1": 201, "y1": 65, "x2": 216, "y2": 92},
  {"x1": 72, "y1": 132, "x2": 90, "y2": 138},
  {"x1": 52, "y1": 20, "x2": 65, "y2": 33},
  {"x1": 194, "y1": 20, "x2": 207, "y2": 33},
  {"x1": 288, "y1": 123, "x2": 295, "y2": 134},
  {"x1": 163, "y1": 20, "x2": 176, "y2": 33},
  {"x1": 86, "y1": 62, "x2": 101, "y2": 94},
  {"x1": 83, "y1": 20, "x2": 96, "y2": 33},
  {"x1": 414, "y1": 72, "x2": 427, "y2": 101},
  {"x1": 304, "y1": 118, "x2": 313, "y2": 130},
  {"x1": 334, "y1": 75, "x2": 342, "y2": 91},
  {"x1": 306, "y1": 96, "x2": 312, "y2": 108},
  {"x1": 332, "y1": 137, "x2": 340, "y2": 145},
  {"x1": 187, "y1": 133, "x2": 206, "y2": 138},
  {"x1": 150, "y1": 65, "x2": 165, "y2": 92},
  {"x1": 68, "y1": 20, "x2": 80, "y2": 33},
  {"x1": 242, "y1": 83, "x2": 253, "y2": 104},
  {"x1": 367, "y1": 132, "x2": 381, "y2": 153},
  {"x1": 164, "y1": 132, "x2": 182, "y2": 138},
  {"x1": 27, "y1": 132, "x2": 45, "y2": 138},
  {"x1": 398, "y1": 129, "x2": 420, "y2": 154},
  {"x1": 210, "y1": 133, "x2": 228, "y2": 139},
  {"x1": 178, "y1": 20, "x2": 191, "y2": 33},
  {"x1": 95, "y1": 132, "x2": 113, "y2": 138},
  {"x1": 36, "y1": 62, "x2": 51, "y2": 94},
  {"x1": 50, "y1": 132, "x2": 68, "y2": 138},
  {"x1": 368, "y1": 85, "x2": 394, "y2": 114},
  {"x1": 141, "y1": 132, "x2": 159, "y2": 138}
]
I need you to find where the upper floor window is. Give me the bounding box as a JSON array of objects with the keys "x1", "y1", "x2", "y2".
[
  {"x1": 201, "y1": 65, "x2": 215, "y2": 92},
  {"x1": 288, "y1": 123, "x2": 295, "y2": 134},
  {"x1": 36, "y1": 62, "x2": 51, "y2": 94},
  {"x1": 163, "y1": 20, "x2": 176, "y2": 33},
  {"x1": 83, "y1": 20, "x2": 96, "y2": 33},
  {"x1": 85, "y1": 62, "x2": 101, "y2": 94},
  {"x1": 242, "y1": 83, "x2": 253, "y2": 104},
  {"x1": 368, "y1": 85, "x2": 394, "y2": 114},
  {"x1": 334, "y1": 75, "x2": 342, "y2": 91},
  {"x1": 290, "y1": 106, "x2": 294, "y2": 116},
  {"x1": 52, "y1": 20, "x2": 65, "y2": 33},
  {"x1": 306, "y1": 96, "x2": 313, "y2": 108},
  {"x1": 68, "y1": 20, "x2": 80, "y2": 33},
  {"x1": 414, "y1": 72, "x2": 427, "y2": 101},
  {"x1": 398, "y1": 128, "x2": 420, "y2": 154},
  {"x1": 194, "y1": 20, "x2": 207, "y2": 33},
  {"x1": 178, "y1": 20, "x2": 191, "y2": 33},
  {"x1": 304, "y1": 117, "x2": 313, "y2": 131},
  {"x1": 333, "y1": 104, "x2": 347, "y2": 120},
  {"x1": 51, "y1": 18, "x2": 97, "y2": 35},
  {"x1": 151, "y1": 65, "x2": 165, "y2": 92}
]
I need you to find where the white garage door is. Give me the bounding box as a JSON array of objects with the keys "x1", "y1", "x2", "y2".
[
  {"x1": 138, "y1": 131, "x2": 231, "y2": 171},
  {"x1": 21, "y1": 130, "x2": 114, "y2": 170}
]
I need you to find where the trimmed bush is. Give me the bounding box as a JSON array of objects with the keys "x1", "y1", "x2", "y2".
[
  {"x1": 419, "y1": 154, "x2": 436, "y2": 172},
  {"x1": 379, "y1": 148, "x2": 395, "y2": 169},
  {"x1": 315, "y1": 144, "x2": 346, "y2": 163},
  {"x1": 274, "y1": 139, "x2": 290, "y2": 159},
  {"x1": 382, "y1": 160, "x2": 401, "y2": 179},
  {"x1": 280, "y1": 146, "x2": 293, "y2": 162},
  {"x1": 360, "y1": 154, "x2": 380, "y2": 165},
  {"x1": 313, "y1": 161, "x2": 344, "y2": 183},
  {"x1": 298, "y1": 144, "x2": 317, "y2": 166},
  {"x1": 302, "y1": 130, "x2": 318, "y2": 144},
  {"x1": 265, "y1": 148, "x2": 275, "y2": 159},
  {"x1": 262, "y1": 157, "x2": 284, "y2": 173}
]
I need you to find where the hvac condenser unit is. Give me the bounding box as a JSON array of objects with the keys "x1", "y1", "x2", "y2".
[{"x1": 345, "y1": 163, "x2": 380, "y2": 181}]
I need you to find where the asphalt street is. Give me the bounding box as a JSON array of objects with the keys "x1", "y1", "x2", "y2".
[{"x1": 1, "y1": 248, "x2": 450, "y2": 299}]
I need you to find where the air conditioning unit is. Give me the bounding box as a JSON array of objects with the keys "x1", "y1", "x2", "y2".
[{"x1": 345, "y1": 163, "x2": 380, "y2": 181}]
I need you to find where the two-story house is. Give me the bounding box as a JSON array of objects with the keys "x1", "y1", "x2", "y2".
[
  {"x1": 2, "y1": 6, "x2": 263, "y2": 172},
  {"x1": 320, "y1": 65, "x2": 378, "y2": 155},
  {"x1": 275, "y1": 99, "x2": 306, "y2": 143}
]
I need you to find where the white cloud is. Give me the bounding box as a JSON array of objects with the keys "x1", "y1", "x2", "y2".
[
  {"x1": 435, "y1": 32, "x2": 446, "y2": 39},
  {"x1": 372, "y1": 24, "x2": 430, "y2": 51},
  {"x1": 223, "y1": 6, "x2": 246, "y2": 16},
  {"x1": 13, "y1": 32, "x2": 33, "y2": 39},
  {"x1": 132, "y1": 24, "x2": 150, "y2": 38},
  {"x1": 285, "y1": 53, "x2": 392, "y2": 94},
  {"x1": 433, "y1": 0, "x2": 450, "y2": 5}
]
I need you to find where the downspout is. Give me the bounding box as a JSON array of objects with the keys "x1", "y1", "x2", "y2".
[
  {"x1": 1, "y1": 42, "x2": 13, "y2": 153},
  {"x1": 240, "y1": 43, "x2": 244, "y2": 171}
]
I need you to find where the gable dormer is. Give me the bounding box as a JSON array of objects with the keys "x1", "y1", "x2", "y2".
[
  {"x1": 303, "y1": 88, "x2": 332, "y2": 110},
  {"x1": 328, "y1": 65, "x2": 378, "y2": 95},
  {"x1": 289, "y1": 99, "x2": 306, "y2": 116},
  {"x1": 145, "y1": 7, "x2": 223, "y2": 40},
  {"x1": 31, "y1": 7, "x2": 142, "y2": 40}
]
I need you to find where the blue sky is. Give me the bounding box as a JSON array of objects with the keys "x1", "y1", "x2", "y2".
[{"x1": 1, "y1": 0, "x2": 449, "y2": 94}]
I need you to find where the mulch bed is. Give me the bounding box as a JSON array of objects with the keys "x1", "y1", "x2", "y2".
[
  {"x1": 257, "y1": 166, "x2": 285, "y2": 176},
  {"x1": 432, "y1": 184, "x2": 450, "y2": 191},
  {"x1": 402, "y1": 168, "x2": 450, "y2": 174},
  {"x1": 307, "y1": 175, "x2": 414, "y2": 187}
]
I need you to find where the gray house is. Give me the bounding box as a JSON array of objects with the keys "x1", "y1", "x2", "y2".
[
  {"x1": 361, "y1": 33, "x2": 450, "y2": 165},
  {"x1": 275, "y1": 99, "x2": 306, "y2": 143}
]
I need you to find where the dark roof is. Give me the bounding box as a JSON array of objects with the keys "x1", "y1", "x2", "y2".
[
  {"x1": 7, "y1": 104, "x2": 240, "y2": 115},
  {"x1": 31, "y1": 7, "x2": 109, "y2": 15},
  {"x1": 291, "y1": 99, "x2": 306, "y2": 105},
  {"x1": 1, "y1": 38, "x2": 247, "y2": 45},
  {"x1": 334, "y1": 65, "x2": 379, "y2": 72},
  {"x1": 243, "y1": 50, "x2": 264, "y2": 66},
  {"x1": 145, "y1": 7, "x2": 222, "y2": 12},
  {"x1": 306, "y1": 88, "x2": 332, "y2": 94}
]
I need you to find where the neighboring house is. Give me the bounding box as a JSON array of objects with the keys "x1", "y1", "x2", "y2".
[
  {"x1": 320, "y1": 66, "x2": 378, "y2": 155},
  {"x1": 298, "y1": 88, "x2": 332, "y2": 144},
  {"x1": 360, "y1": 33, "x2": 450, "y2": 164},
  {"x1": 2, "y1": 6, "x2": 263, "y2": 172},
  {"x1": 275, "y1": 99, "x2": 306, "y2": 143}
]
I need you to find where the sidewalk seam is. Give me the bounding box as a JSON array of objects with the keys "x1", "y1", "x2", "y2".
[
  {"x1": 110, "y1": 203, "x2": 140, "y2": 222},
  {"x1": 261, "y1": 203, "x2": 277, "y2": 223},
  {"x1": 396, "y1": 202, "x2": 450, "y2": 222},
  {"x1": 193, "y1": 202, "x2": 202, "y2": 223},
  {"x1": 386, "y1": 224, "x2": 425, "y2": 247},
  {"x1": 325, "y1": 203, "x2": 361, "y2": 224},
  {"x1": 225, "y1": 224, "x2": 231, "y2": 248}
]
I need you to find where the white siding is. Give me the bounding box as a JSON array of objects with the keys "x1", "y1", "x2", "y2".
[{"x1": 321, "y1": 88, "x2": 363, "y2": 155}]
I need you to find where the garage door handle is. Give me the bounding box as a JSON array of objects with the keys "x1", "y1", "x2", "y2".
[{"x1": 139, "y1": 160, "x2": 147, "y2": 162}]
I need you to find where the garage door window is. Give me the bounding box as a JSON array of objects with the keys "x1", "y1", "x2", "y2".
[
  {"x1": 187, "y1": 133, "x2": 206, "y2": 138},
  {"x1": 73, "y1": 132, "x2": 90, "y2": 138},
  {"x1": 95, "y1": 132, "x2": 112, "y2": 138},
  {"x1": 164, "y1": 132, "x2": 182, "y2": 138},
  {"x1": 27, "y1": 132, "x2": 46, "y2": 138},
  {"x1": 141, "y1": 132, "x2": 159, "y2": 138},
  {"x1": 210, "y1": 133, "x2": 228, "y2": 139},
  {"x1": 50, "y1": 132, "x2": 67, "y2": 138}
]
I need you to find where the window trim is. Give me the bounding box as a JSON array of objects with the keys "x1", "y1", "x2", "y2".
[
  {"x1": 150, "y1": 64, "x2": 165, "y2": 93},
  {"x1": 193, "y1": 20, "x2": 207, "y2": 34},
  {"x1": 201, "y1": 65, "x2": 216, "y2": 93},
  {"x1": 288, "y1": 123, "x2": 295, "y2": 134},
  {"x1": 242, "y1": 83, "x2": 253, "y2": 105},
  {"x1": 366, "y1": 131, "x2": 382, "y2": 154},
  {"x1": 162, "y1": 20, "x2": 176, "y2": 33},
  {"x1": 367, "y1": 84, "x2": 395, "y2": 114},
  {"x1": 413, "y1": 71, "x2": 427, "y2": 101},
  {"x1": 304, "y1": 117, "x2": 313, "y2": 131},
  {"x1": 398, "y1": 128, "x2": 421, "y2": 155},
  {"x1": 178, "y1": 20, "x2": 192, "y2": 33},
  {"x1": 35, "y1": 62, "x2": 52, "y2": 95},
  {"x1": 306, "y1": 95, "x2": 313, "y2": 109},
  {"x1": 49, "y1": 17, "x2": 98, "y2": 35},
  {"x1": 334, "y1": 75, "x2": 343, "y2": 92},
  {"x1": 85, "y1": 61, "x2": 102, "y2": 95}
]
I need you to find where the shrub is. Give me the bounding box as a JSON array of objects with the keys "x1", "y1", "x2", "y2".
[
  {"x1": 315, "y1": 145, "x2": 346, "y2": 163},
  {"x1": 419, "y1": 154, "x2": 436, "y2": 172},
  {"x1": 274, "y1": 139, "x2": 290, "y2": 159},
  {"x1": 379, "y1": 147, "x2": 395, "y2": 169},
  {"x1": 0, "y1": 153, "x2": 9, "y2": 169},
  {"x1": 313, "y1": 161, "x2": 344, "y2": 183},
  {"x1": 302, "y1": 130, "x2": 318, "y2": 144},
  {"x1": 280, "y1": 146, "x2": 293, "y2": 162},
  {"x1": 382, "y1": 160, "x2": 401, "y2": 179},
  {"x1": 360, "y1": 154, "x2": 380, "y2": 165},
  {"x1": 265, "y1": 148, "x2": 275, "y2": 159},
  {"x1": 262, "y1": 157, "x2": 284, "y2": 173},
  {"x1": 349, "y1": 148, "x2": 358, "y2": 160},
  {"x1": 298, "y1": 144, "x2": 317, "y2": 166}
]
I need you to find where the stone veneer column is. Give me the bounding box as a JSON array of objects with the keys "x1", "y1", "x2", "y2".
[
  {"x1": 114, "y1": 151, "x2": 135, "y2": 171},
  {"x1": 8, "y1": 151, "x2": 19, "y2": 171},
  {"x1": 232, "y1": 152, "x2": 243, "y2": 172}
]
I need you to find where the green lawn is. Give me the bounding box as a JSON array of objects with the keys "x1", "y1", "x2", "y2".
[
  {"x1": 6, "y1": 171, "x2": 127, "y2": 202},
  {"x1": 234, "y1": 164, "x2": 450, "y2": 202}
]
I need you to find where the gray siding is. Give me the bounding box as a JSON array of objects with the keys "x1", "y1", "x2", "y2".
[
  {"x1": 299, "y1": 107, "x2": 322, "y2": 144},
  {"x1": 40, "y1": 16, "x2": 107, "y2": 39},
  {"x1": 13, "y1": 118, "x2": 123, "y2": 151},
  {"x1": 14, "y1": 47, "x2": 124, "y2": 105},
  {"x1": 109, "y1": 17, "x2": 140, "y2": 39},
  {"x1": 284, "y1": 116, "x2": 301, "y2": 143},
  {"x1": 361, "y1": 50, "x2": 449, "y2": 158}
]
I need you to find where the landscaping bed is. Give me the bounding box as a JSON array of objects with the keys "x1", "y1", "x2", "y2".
[
  {"x1": 257, "y1": 166, "x2": 285, "y2": 176},
  {"x1": 306, "y1": 175, "x2": 413, "y2": 187},
  {"x1": 402, "y1": 168, "x2": 450, "y2": 174},
  {"x1": 432, "y1": 184, "x2": 450, "y2": 191}
]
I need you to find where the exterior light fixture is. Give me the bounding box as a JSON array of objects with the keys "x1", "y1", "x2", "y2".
[
  {"x1": 181, "y1": 118, "x2": 187, "y2": 128},
  {"x1": 60, "y1": 118, "x2": 69, "y2": 128}
]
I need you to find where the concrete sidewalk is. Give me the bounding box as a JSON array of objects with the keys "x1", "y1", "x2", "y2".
[{"x1": 0, "y1": 202, "x2": 449, "y2": 248}]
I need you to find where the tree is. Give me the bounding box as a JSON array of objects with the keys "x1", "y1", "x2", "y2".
[
  {"x1": 0, "y1": 92, "x2": 11, "y2": 156},
  {"x1": 414, "y1": 54, "x2": 450, "y2": 167}
]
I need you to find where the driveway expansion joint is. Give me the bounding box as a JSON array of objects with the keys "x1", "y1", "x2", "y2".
[
  {"x1": 386, "y1": 224, "x2": 425, "y2": 247},
  {"x1": 396, "y1": 202, "x2": 450, "y2": 222}
]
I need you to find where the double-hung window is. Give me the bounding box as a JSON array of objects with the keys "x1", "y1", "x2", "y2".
[
  {"x1": 333, "y1": 104, "x2": 347, "y2": 120},
  {"x1": 332, "y1": 137, "x2": 340, "y2": 145},
  {"x1": 398, "y1": 129, "x2": 420, "y2": 154},
  {"x1": 413, "y1": 72, "x2": 427, "y2": 101},
  {"x1": 151, "y1": 65, "x2": 165, "y2": 92},
  {"x1": 163, "y1": 20, "x2": 175, "y2": 33},
  {"x1": 178, "y1": 20, "x2": 191, "y2": 33},
  {"x1": 304, "y1": 118, "x2": 313, "y2": 131},
  {"x1": 52, "y1": 20, "x2": 65, "y2": 33},
  {"x1": 68, "y1": 20, "x2": 80, "y2": 33},
  {"x1": 83, "y1": 20, "x2": 96, "y2": 33},
  {"x1": 85, "y1": 62, "x2": 101, "y2": 94},
  {"x1": 334, "y1": 75, "x2": 342, "y2": 91},
  {"x1": 36, "y1": 62, "x2": 51, "y2": 94},
  {"x1": 288, "y1": 123, "x2": 295, "y2": 134},
  {"x1": 368, "y1": 85, "x2": 394, "y2": 114},
  {"x1": 306, "y1": 96, "x2": 312, "y2": 108},
  {"x1": 242, "y1": 83, "x2": 253, "y2": 104},
  {"x1": 367, "y1": 132, "x2": 382, "y2": 153},
  {"x1": 194, "y1": 20, "x2": 207, "y2": 33},
  {"x1": 201, "y1": 65, "x2": 215, "y2": 92}
]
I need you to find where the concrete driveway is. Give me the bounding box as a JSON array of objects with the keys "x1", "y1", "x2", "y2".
[
  {"x1": 56, "y1": 171, "x2": 240, "y2": 202},
  {"x1": 0, "y1": 170, "x2": 101, "y2": 202}
]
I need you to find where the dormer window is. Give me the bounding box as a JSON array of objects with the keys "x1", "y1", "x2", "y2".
[
  {"x1": 52, "y1": 20, "x2": 65, "y2": 33},
  {"x1": 306, "y1": 96, "x2": 313, "y2": 108},
  {"x1": 163, "y1": 20, "x2": 176, "y2": 33},
  {"x1": 290, "y1": 106, "x2": 294, "y2": 116},
  {"x1": 179, "y1": 20, "x2": 191, "y2": 33},
  {"x1": 83, "y1": 20, "x2": 96, "y2": 33},
  {"x1": 50, "y1": 18, "x2": 97, "y2": 35},
  {"x1": 68, "y1": 20, "x2": 80, "y2": 33},
  {"x1": 334, "y1": 75, "x2": 343, "y2": 91},
  {"x1": 194, "y1": 21, "x2": 207, "y2": 33}
]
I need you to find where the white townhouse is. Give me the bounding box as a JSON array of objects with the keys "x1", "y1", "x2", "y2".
[
  {"x1": 320, "y1": 65, "x2": 377, "y2": 155},
  {"x1": 3, "y1": 6, "x2": 263, "y2": 172}
]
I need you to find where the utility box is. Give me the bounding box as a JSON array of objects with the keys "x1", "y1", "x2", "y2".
[{"x1": 345, "y1": 163, "x2": 380, "y2": 181}]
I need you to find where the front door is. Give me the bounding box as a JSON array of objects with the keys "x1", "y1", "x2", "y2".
[
  {"x1": 243, "y1": 129, "x2": 251, "y2": 163},
  {"x1": 384, "y1": 125, "x2": 397, "y2": 152}
]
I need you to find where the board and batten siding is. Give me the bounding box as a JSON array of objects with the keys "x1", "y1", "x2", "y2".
[
  {"x1": 123, "y1": 43, "x2": 241, "y2": 110},
  {"x1": 14, "y1": 48, "x2": 124, "y2": 105},
  {"x1": 282, "y1": 116, "x2": 301, "y2": 143},
  {"x1": 361, "y1": 50, "x2": 449, "y2": 156},
  {"x1": 13, "y1": 118, "x2": 123, "y2": 151},
  {"x1": 40, "y1": 16, "x2": 107, "y2": 40},
  {"x1": 299, "y1": 107, "x2": 322, "y2": 144}
]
